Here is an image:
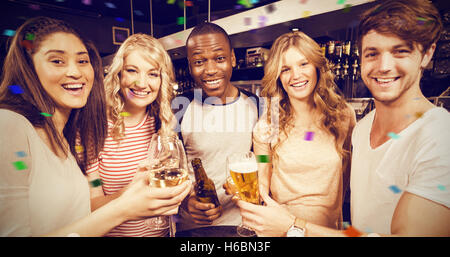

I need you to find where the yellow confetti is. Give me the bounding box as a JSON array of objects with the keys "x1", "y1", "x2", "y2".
[
  {"x1": 75, "y1": 145, "x2": 84, "y2": 153},
  {"x1": 120, "y1": 112, "x2": 131, "y2": 117},
  {"x1": 415, "y1": 112, "x2": 424, "y2": 118},
  {"x1": 302, "y1": 11, "x2": 311, "y2": 18}
]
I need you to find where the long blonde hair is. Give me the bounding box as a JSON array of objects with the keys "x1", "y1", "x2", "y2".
[
  {"x1": 104, "y1": 33, "x2": 176, "y2": 140},
  {"x1": 261, "y1": 31, "x2": 350, "y2": 160}
]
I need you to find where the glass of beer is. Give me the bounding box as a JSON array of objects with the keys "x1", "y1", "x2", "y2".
[
  {"x1": 226, "y1": 151, "x2": 260, "y2": 237},
  {"x1": 140, "y1": 133, "x2": 188, "y2": 236}
]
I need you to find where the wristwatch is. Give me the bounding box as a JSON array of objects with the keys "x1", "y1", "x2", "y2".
[{"x1": 286, "y1": 217, "x2": 306, "y2": 237}]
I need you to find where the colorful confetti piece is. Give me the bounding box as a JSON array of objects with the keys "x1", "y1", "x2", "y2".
[
  {"x1": 25, "y1": 33, "x2": 35, "y2": 41},
  {"x1": 81, "y1": 0, "x2": 92, "y2": 5},
  {"x1": 115, "y1": 17, "x2": 125, "y2": 22},
  {"x1": 75, "y1": 145, "x2": 84, "y2": 153},
  {"x1": 256, "y1": 155, "x2": 270, "y2": 163},
  {"x1": 89, "y1": 178, "x2": 103, "y2": 187},
  {"x1": 8, "y1": 85, "x2": 24, "y2": 94},
  {"x1": 40, "y1": 112, "x2": 52, "y2": 117},
  {"x1": 177, "y1": 17, "x2": 185, "y2": 25},
  {"x1": 343, "y1": 226, "x2": 362, "y2": 237},
  {"x1": 337, "y1": 0, "x2": 346, "y2": 4},
  {"x1": 244, "y1": 17, "x2": 251, "y2": 26},
  {"x1": 437, "y1": 184, "x2": 446, "y2": 191},
  {"x1": 13, "y1": 161, "x2": 27, "y2": 170},
  {"x1": 105, "y1": 2, "x2": 116, "y2": 8},
  {"x1": 387, "y1": 132, "x2": 400, "y2": 140},
  {"x1": 388, "y1": 185, "x2": 402, "y2": 194},
  {"x1": 20, "y1": 40, "x2": 34, "y2": 51},
  {"x1": 237, "y1": 0, "x2": 253, "y2": 8},
  {"x1": 415, "y1": 112, "x2": 424, "y2": 118},
  {"x1": 119, "y1": 112, "x2": 131, "y2": 117},
  {"x1": 185, "y1": 1, "x2": 193, "y2": 7},
  {"x1": 299, "y1": 0, "x2": 308, "y2": 3},
  {"x1": 342, "y1": 4, "x2": 352, "y2": 13},
  {"x1": 265, "y1": 4, "x2": 276, "y2": 13},
  {"x1": 2, "y1": 29, "x2": 15, "y2": 37},
  {"x1": 302, "y1": 11, "x2": 311, "y2": 18},
  {"x1": 15, "y1": 151, "x2": 26, "y2": 158},
  {"x1": 167, "y1": 0, "x2": 176, "y2": 4},
  {"x1": 304, "y1": 131, "x2": 314, "y2": 141}
]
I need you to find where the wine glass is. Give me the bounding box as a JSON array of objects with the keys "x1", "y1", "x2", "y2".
[
  {"x1": 226, "y1": 151, "x2": 260, "y2": 237},
  {"x1": 139, "y1": 133, "x2": 189, "y2": 236}
]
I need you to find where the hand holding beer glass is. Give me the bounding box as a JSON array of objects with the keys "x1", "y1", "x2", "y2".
[
  {"x1": 226, "y1": 151, "x2": 260, "y2": 237},
  {"x1": 138, "y1": 133, "x2": 189, "y2": 235}
]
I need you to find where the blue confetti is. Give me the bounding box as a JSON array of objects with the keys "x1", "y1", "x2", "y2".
[
  {"x1": 2, "y1": 29, "x2": 16, "y2": 37},
  {"x1": 105, "y1": 2, "x2": 116, "y2": 8},
  {"x1": 389, "y1": 185, "x2": 402, "y2": 194},
  {"x1": 15, "y1": 151, "x2": 26, "y2": 158},
  {"x1": 8, "y1": 85, "x2": 24, "y2": 94},
  {"x1": 437, "y1": 184, "x2": 446, "y2": 191},
  {"x1": 387, "y1": 132, "x2": 400, "y2": 139}
]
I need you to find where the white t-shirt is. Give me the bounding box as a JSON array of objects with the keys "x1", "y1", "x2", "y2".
[
  {"x1": 177, "y1": 90, "x2": 258, "y2": 231},
  {"x1": 350, "y1": 107, "x2": 450, "y2": 234},
  {"x1": 0, "y1": 109, "x2": 91, "y2": 236}
]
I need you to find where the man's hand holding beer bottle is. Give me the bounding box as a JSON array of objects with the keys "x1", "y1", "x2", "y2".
[{"x1": 185, "y1": 158, "x2": 223, "y2": 225}]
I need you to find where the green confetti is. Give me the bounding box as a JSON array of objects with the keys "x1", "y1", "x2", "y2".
[
  {"x1": 25, "y1": 33, "x2": 35, "y2": 41},
  {"x1": 437, "y1": 184, "x2": 446, "y2": 191},
  {"x1": 177, "y1": 17, "x2": 184, "y2": 25},
  {"x1": 13, "y1": 161, "x2": 27, "y2": 170},
  {"x1": 89, "y1": 178, "x2": 103, "y2": 187},
  {"x1": 40, "y1": 112, "x2": 52, "y2": 117},
  {"x1": 256, "y1": 155, "x2": 270, "y2": 163}
]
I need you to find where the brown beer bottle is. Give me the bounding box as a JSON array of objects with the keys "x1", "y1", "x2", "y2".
[{"x1": 191, "y1": 158, "x2": 221, "y2": 207}]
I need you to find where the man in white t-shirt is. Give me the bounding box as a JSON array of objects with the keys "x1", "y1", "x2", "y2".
[
  {"x1": 349, "y1": 0, "x2": 450, "y2": 236},
  {"x1": 231, "y1": 0, "x2": 449, "y2": 237},
  {"x1": 172, "y1": 22, "x2": 260, "y2": 233}
]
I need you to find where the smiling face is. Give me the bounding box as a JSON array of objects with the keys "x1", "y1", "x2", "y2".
[
  {"x1": 360, "y1": 30, "x2": 434, "y2": 104},
  {"x1": 120, "y1": 49, "x2": 161, "y2": 113},
  {"x1": 32, "y1": 32, "x2": 94, "y2": 112},
  {"x1": 187, "y1": 32, "x2": 236, "y2": 102},
  {"x1": 279, "y1": 47, "x2": 318, "y2": 103}
]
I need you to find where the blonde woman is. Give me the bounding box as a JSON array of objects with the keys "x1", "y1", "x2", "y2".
[
  {"x1": 86, "y1": 33, "x2": 187, "y2": 237},
  {"x1": 235, "y1": 31, "x2": 356, "y2": 236}
]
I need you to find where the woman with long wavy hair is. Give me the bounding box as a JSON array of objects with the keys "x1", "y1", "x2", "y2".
[
  {"x1": 0, "y1": 17, "x2": 191, "y2": 237},
  {"x1": 234, "y1": 31, "x2": 356, "y2": 236},
  {"x1": 87, "y1": 33, "x2": 183, "y2": 237}
]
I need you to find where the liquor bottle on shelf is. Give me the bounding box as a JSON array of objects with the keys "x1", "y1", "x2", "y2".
[
  {"x1": 342, "y1": 41, "x2": 352, "y2": 97},
  {"x1": 334, "y1": 41, "x2": 345, "y2": 92},
  {"x1": 191, "y1": 158, "x2": 221, "y2": 207},
  {"x1": 350, "y1": 42, "x2": 361, "y2": 98},
  {"x1": 326, "y1": 40, "x2": 336, "y2": 65}
]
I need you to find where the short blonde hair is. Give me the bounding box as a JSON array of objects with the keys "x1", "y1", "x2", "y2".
[{"x1": 104, "y1": 33, "x2": 176, "y2": 140}]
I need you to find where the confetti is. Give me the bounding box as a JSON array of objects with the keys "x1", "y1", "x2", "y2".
[
  {"x1": 302, "y1": 11, "x2": 311, "y2": 18},
  {"x1": 15, "y1": 151, "x2": 26, "y2": 158},
  {"x1": 75, "y1": 145, "x2": 84, "y2": 153},
  {"x1": 304, "y1": 131, "x2": 314, "y2": 141},
  {"x1": 343, "y1": 226, "x2": 362, "y2": 237},
  {"x1": 28, "y1": 4, "x2": 40, "y2": 10},
  {"x1": 244, "y1": 17, "x2": 251, "y2": 26},
  {"x1": 177, "y1": 17, "x2": 184, "y2": 25},
  {"x1": 8, "y1": 85, "x2": 24, "y2": 94},
  {"x1": 185, "y1": 1, "x2": 193, "y2": 7},
  {"x1": 415, "y1": 112, "x2": 424, "y2": 118},
  {"x1": 337, "y1": 0, "x2": 346, "y2": 4},
  {"x1": 342, "y1": 4, "x2": 352, "y2": 13},
  {"x1": 237, "y1": 0, "x2": 253, "y2": 8},
  {"x1": 388, "y1": 185, "x2": 402, "y2": 194},
  {"x1": 2, "y1": 29, "x2": 15, "y2": 37},
  {"x1": 115, "y1": 17, "x2": 125, "y2": 22},
  {"x1": 265, "y1": 4, "x2": 276, "y2": 13},
  {"x1": 134, "y1": 10, "x2": 144, "y2": 16},
  {"x1": 25, "y1": 33, "x2": 35, "y2": 41},
  {"x1": 437, "y1": 184, "x2": 446, "y2": 191},
  {"x1": 256, "y1": 155, "x2": 270, "y2": 163},
  {"x1": 81, "y1": 0, "x2": 92, "y2": 5},
  {"x1": 167, "y1": 0, "x2": 176, "y2": 4},
  {"x1": 299, "y1": 0, "x2": 308, "y2": 3},
  {"x1": 40, "y1": 112, "x2": 52, "y2": 117},
  {"x1": 89, "y1": 178, "x2": 103, "y2": 187},
  {"x1": 13, "y1": 161, "x2": 27, "y2": 170},
  {"x1": 20, "y1": 40, "x2": 34, "y2": 51},
  {"x1": 387, "y1": 132, "x2": 400, "y2": 140},
  {"x1": 120, "y1": 112, "x2": 131, "y2": 117},
  {"x1": 104, "y1": 2, "x2": 116, "y2": 9}
]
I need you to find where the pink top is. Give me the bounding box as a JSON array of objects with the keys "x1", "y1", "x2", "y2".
[{"x1": 253, "y1": 117, "x2": 345, "y2": 229}]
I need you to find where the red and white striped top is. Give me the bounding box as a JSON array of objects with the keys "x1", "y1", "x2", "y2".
[{"x1": 87, "y1": 114, "x2": 166, "y2": 237}]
